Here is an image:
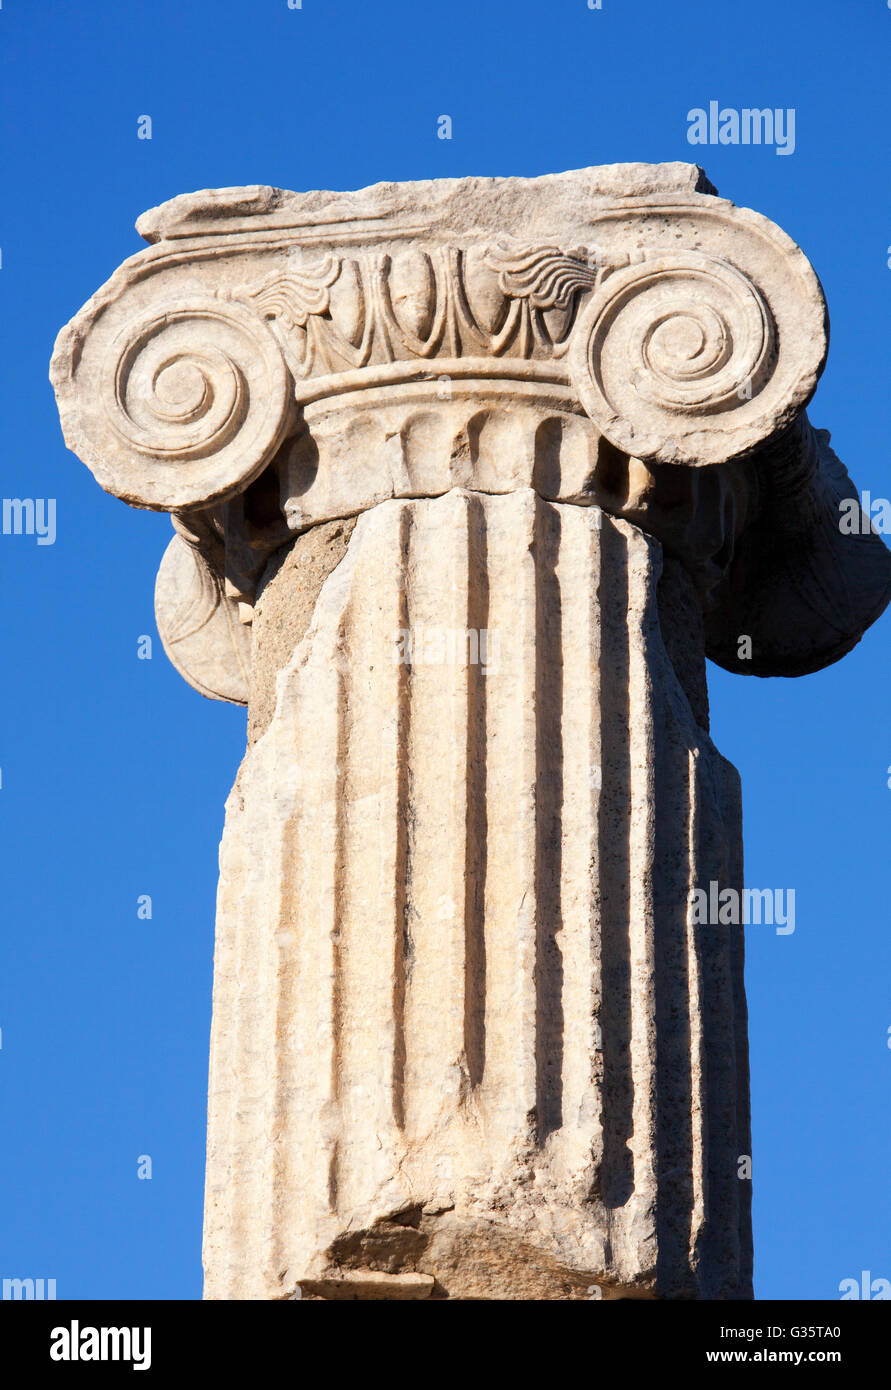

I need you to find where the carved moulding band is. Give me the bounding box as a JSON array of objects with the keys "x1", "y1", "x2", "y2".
[{"x1": 291, "y1": 356, "x2": 571, "y2": 405}]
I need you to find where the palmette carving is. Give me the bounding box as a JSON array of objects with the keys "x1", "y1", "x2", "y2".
[
  {"x1": 228, "y1": 242, "x2": 609, "y2": 382},
  {"x1": 485, "y1": 243, "x2": 601, "y2": 310}
]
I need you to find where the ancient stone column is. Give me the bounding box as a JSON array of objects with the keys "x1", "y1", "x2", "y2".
[{"x1": 50, "y1": 164, "x2": 891, "y2": 1301}]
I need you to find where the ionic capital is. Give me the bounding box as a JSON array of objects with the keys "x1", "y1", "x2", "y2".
[{"x1": 50, "y1": 164, "x2": 890, "y2": 697}]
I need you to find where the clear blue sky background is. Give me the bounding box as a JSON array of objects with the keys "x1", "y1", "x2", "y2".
[{"x1": 0, "y1": 0, "x2": 888, "y2": 1300}]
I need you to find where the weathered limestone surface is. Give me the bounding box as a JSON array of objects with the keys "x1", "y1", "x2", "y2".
[
  {"x1": 207, "y1": 489, "x2": 749, "y2": 1300},
  {"x1": 50, "y1": 164, "x2": 891, "y2": 1300}
]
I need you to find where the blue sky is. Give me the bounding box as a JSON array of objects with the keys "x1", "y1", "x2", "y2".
[{"x1": 0, "y1": 0, "x2": 888, "y2": 1299}]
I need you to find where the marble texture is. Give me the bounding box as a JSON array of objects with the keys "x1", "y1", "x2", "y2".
[{"x1": 49, "y1": 164, "x2": 891, "y2": 1299}]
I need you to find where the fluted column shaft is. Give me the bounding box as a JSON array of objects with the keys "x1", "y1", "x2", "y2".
[{"x1": 203, "y1": 485, "x2": 751, "y2": 1300}]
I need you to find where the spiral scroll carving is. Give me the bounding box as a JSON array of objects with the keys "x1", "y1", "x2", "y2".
[
  {"x1": 569, "y1": 252, "x2": 782, "y2": 466},
  {"x1": 92, "y1": 297, "x2": 291, "y2": 509}
]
